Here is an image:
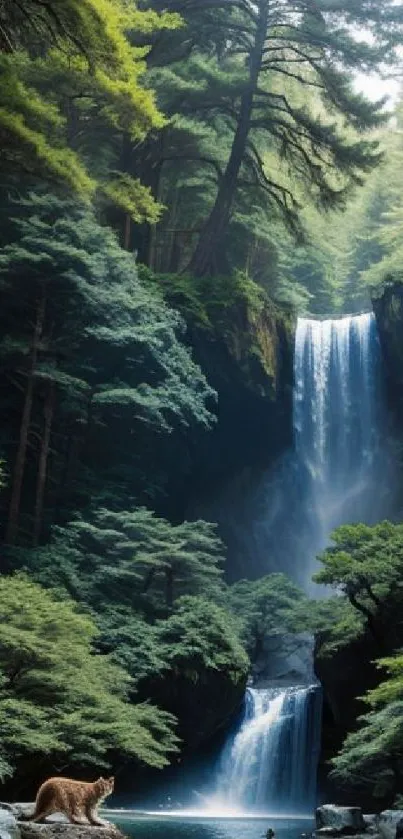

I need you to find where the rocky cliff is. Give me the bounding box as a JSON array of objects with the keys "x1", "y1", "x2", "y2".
[{"x1": 373, "y1": 281, "x2": 403, "y2": 418}]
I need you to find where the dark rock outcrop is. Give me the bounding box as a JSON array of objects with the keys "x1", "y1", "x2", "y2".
[
  {"x1": 316, "y1": 805, "x2": 366, "y2": 835},
  {"x1": 315, "y1": 806, "x2": 403, "y2": 839},
  {"x1": 377, "y1": 811, "x2": 403, "y2": 839},
  {"x1": 373, "y1": 282, "x2": 403, "y2": 419},
  {"x1": 140, "y1": 665, "x2": 247, "y2": 752},
  {"x1": 163, "y1": 293, "x2": 295, "y2": 535}
]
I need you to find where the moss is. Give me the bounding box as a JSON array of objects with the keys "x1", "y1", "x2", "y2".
[{"x1": 138, "y1": 264, "x2": 294, "y2": 388}]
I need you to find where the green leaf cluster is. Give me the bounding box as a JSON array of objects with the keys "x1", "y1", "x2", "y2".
[
  {"x1": 0, "y1": 0, "x2": 180, "y2": 217},
  {"x1": 0, "y1": 574, "x2": 178, "y2": 782},
  {"x1": 331, "y1": 656, "x2": 403, "y2": 801}
]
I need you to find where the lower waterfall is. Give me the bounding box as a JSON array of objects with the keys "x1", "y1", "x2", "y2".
[{"x1": 208, "y1": 685, "x2": 321, "y2": 816}]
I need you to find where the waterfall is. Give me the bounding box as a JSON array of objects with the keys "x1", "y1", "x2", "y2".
[
  {"x1": 209, "y1": 685, "x2": 321, "y2": 816},
  {"x1": 185, "y1": 312, "x2": 393, "y2": 819},
  {"x1": 292, "y1": 312, "x2": 391, "y2": 585},
  {"x1": 190, "y1": 311, "x2": 394, "y2": 592}
]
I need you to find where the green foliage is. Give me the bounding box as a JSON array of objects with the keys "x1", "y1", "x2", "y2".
[
  {"x1": 331, "y1": 656, "x2": 403, "y2": 800},
  {"x1": 27, "y1": 507, "x2": 225, "y2": 613},
  {"x1": 0, "y1": 574, "x2": 178, "y2": 782},
  {"x1": 227, "y1": 574, "x2": 308, "y2": 660},
  {"x1": 143, "y1": 0, "x2": 403, "y2": 278},
  {"x1": 15, "y1": 506, "x2": 249, "y2": 696},
  {"x1": 313, "y1": 521, "x2": 403, "y2": 652},
  {"x1": 0, "y1": 0, "x2": 180, "y2": 217},
  {"x1": 156, "y1": 596, "x2": 249, "y2": 684},
  {"x1": 138, "y1": 265, "x2": 270, "y2": 331},
  {"x1": 0, "y1": 189, "x2": 215, "y2": 539}
]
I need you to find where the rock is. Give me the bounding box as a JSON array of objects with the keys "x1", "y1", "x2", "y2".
[
  {"x1": 0, "y1": 806, "x2": 20, "y2": 839},
  {"x1": 1, "y1": 807, "x2": 34, "y2": 822},
  {"x1": 316, "y1": 805, "x2": 365, "y2": 835},
  {"x1": 17, "y1": 825, "x2": 123, "y2": 839},
  {"x1": 363, "y1": 816, "x2": 379, "y2": 834},
  {"x1": 378, "y1": 811, "x2": 403, "y2": 839}
]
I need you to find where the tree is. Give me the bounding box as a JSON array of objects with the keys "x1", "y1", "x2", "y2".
[
  {"x1": 0, "y1": 190, "x2": 215, "y2": 545},
  {"x1": 227, "y1": 573, "x2": 308, "y2": 661},
  {"x1": 156, "y1": 596, "x2": 249, "y2": 685},
  {"x1": 331, "y1": 656, "x2": 403, "y2": 802},
  {"x1": 0, "y1": 0, "x2": 179, "y2": 221},
  {"x1": 177, "y1": 0, "x2": 403, "y2": 276},
  {"x1": 14, "y1": 508, "x2": 249, "y2": 740},
  {"x1": 0, "y1": 574, "x2": 178, "y2": 783},
  {"x1": 313, "y1": 521, "x2": 403, "y2": 651},
  {"x1": 25, "y1": 507, "x2": 225, "y2": 614}
]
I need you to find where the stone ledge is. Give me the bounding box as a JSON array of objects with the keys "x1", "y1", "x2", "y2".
[
  {"x1": 0, "y1": 807, "x2": 124, "y2": 839},
  {"x1": 18, "y1": 824, "x2": 123, "y2": 839}
]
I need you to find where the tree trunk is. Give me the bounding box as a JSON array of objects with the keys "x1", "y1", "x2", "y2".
[
  {"x1": 33, "y1": 378, "x2": 56, "y2": 546},
  {"x1": 188, "y1": 1, "x2": 268, "y2": 277},
  {"x1": 348, "y1": 591, "x2": 384, "y2": 649},
  {"x1": 166, "y1": 566, "x2": 174, "y2": 609},
  {"x1": 6, "y1": 290, "x2": 46, "y2": 545},
  {"x1": 123, "y1": 213, "x2": 131, "y2": 251}
]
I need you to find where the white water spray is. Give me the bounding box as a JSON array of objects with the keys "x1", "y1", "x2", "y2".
[
  {"x1": 293, "y1": 312, "x2": 391, "y2": 584},
  {"x1": 207, "y1": 686, "x2": 321, "y2": 816}
]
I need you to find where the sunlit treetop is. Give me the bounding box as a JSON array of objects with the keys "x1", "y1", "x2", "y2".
[{"x1": 0, "y1": 0, "x2": 180, "y2": 218}]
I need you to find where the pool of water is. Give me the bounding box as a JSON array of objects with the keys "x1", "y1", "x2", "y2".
[{"x1": 106, "y1": 812, "x2": 314, "y2": 839}]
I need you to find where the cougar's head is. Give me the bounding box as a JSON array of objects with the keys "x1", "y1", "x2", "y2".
[{"x1": 97, "y1": 776, "x2": 115, "y2": 800}]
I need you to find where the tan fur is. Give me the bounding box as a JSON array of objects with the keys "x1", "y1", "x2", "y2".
[{"x1": 30, "y1": 776, "x2": 114, "y2": 826}]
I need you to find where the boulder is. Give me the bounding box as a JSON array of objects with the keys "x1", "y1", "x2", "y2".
[
  {"x1": 316, "y1": 806, "x2": 365, "y2": 835},
  {"x1": 0, "y1": 807, "x2": 19, "y2": 839},
  {"x1": 378, "y1": 811, "x2": 403, "y2": 839},
  {"x1": 17, "y1": 825, "x2": 123, "y2": 839},
  {"x1": 316, "y1": 834, "x2": 372, "y2": 839},
  {"x1": 363, "y1": 816, "x2": 379, "y2": 835}
]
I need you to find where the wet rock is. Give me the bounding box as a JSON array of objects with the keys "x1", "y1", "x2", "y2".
[
  {"x1": 0, "y1": 808, "x2": 20, "y2": 839},
  {"x1": 1, "y1": 806, "x2": 34, "y2": 822},
  {"x1": 316, "y1": 805, "x2": 365, "y2": 835},
  {"x1": 363, "y1": 816, "x2": 379, "y2": 834},
  {"x1": 0, "y1": 807, "x2": 19, "y2": 839},
  {"x1": 17, "y1": 824, "x2": 123, "y2": 839},
  {"x1": 378, "y1": 811, "x2": 403, "y2": 839},
  {"x1": 0, "y1": 803, "x2": 124, "y2": 839}
]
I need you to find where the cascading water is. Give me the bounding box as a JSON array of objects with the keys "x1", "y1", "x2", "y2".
[
  {"x1": 292, "y1": 311, "x2": 392, "y2": 584},
  {"x1": 210, "y1": 686, "x2": 321, "y2": 816}
]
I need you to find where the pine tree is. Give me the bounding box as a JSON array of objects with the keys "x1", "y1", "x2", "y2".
[
  {"x1": 0, "y1": 0, "x2": 179, "y2": 220},
  {"x1": 148, "y1": 0, "x2": 403, "y2": 277},
  {"x1": 0, "y1": 190, "x2": 215, "y2": 546}
]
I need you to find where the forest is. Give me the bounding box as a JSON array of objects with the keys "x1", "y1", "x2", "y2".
[{"x1": 3, "y1": 0, "x2": 403, "y2": 814}]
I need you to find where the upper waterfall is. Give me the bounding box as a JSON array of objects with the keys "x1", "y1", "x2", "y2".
[
  {"x1": 293, "y1": 312, "x2": 391, "y2": 584},
  {"x1": 190, "y1": 310, "x2": 395, "y2": 593}
]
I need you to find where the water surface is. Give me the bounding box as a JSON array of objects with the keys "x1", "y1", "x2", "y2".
[{"x1": 108, "y1": 814, "x2": 314, "y2": 839}]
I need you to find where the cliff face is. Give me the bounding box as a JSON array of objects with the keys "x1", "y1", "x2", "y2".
[
  {"x1": 140, "y1": 277, "x2": 296, "y2": 753},
  {"x1": 179, "y1": 293, "x2": 295, "y2": 582},
  {"x1": 373, "y1": 282, "x2": 403, "y2": 418},
  {"x1": 151, "y1": 269, "x2": 295, "y2": 535},
  {"x1": 188, "y1": 294, "x2": 294, "y2": 492}
]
